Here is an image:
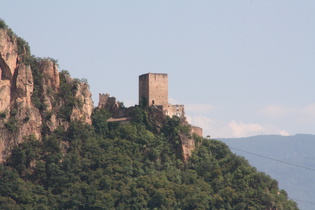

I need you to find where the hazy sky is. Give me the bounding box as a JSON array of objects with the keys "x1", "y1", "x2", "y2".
[{"x1": 2, "y1": 1, "x2": 314, "y2": 138}]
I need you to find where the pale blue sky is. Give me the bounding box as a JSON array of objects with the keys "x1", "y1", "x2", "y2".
[{"x1": 2, "y1": 1, "x2": 314, "y2": 138}]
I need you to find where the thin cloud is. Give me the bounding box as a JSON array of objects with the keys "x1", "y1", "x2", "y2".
[
  {"x1": 185, "y1": 104, "x2": 216, "y2": 114},
  {"x1": 261, "y1": 104, "x2": 315, "y2": 124},
  {"x1": 228, "y1": 121, "x2": 265, "y2": 138},
  {"x1": 303, "y1": 104, "x2": 315, "y2": 117},
  {"x1": 187, "y1": 115, "x2": 290, "y2": 138},
  {"x1": 169, "y1": 98, "x2": 180, "y2": 105},
  {"x1": 261, "y1": 105, "x2": 294, "y2": 118},
  {"x1": 279, "y1": 130, "x2": 290, "y2": 136}
]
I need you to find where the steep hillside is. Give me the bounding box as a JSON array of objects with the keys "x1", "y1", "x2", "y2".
[
  {"x1": 0, "y1": 20, "x2": 298, "y2": 209},
  {"x1": 220, "y1": 134, "x2": 315, "y2": 210},
  {"x1": 0, "y1": 112, "x2": 298, "y2": 209},
  {"x1": 0, "y1": 20, "x2": 93, "y2": 162}
]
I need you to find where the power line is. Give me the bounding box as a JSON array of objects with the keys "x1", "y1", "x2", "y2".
[
  {"x1": 224, "y1": 146, "x2": 315, "y2": 206},
  {"x1": 14, "y1": 134, "x2": 315, "y2": 206},
  {"x1": 50, "y1": 135, "x2": 315, "y2": 201},
  {"x1": 52, "y1": 133, "x2": 315, "y2": 171},
  {"x1": 290, "y1": 198, "x2": 315, "y2": 205},
  {"x1": 229, "y1": 146, "x2": 315, "y2": 171}
]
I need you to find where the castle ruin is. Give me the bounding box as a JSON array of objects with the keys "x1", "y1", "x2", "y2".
[
  {"x1": 139, "y1": 73, "x2": 168, "y2": 107},
  {"x1": 98, "y1": 73, "x2": 203, "y2": 160},
  {"x1": 139, "y1": 73, "x2": 185, "y2": 119},
  {"x1": 98, "y1": 73, "x2": 202, "y2": 137}
]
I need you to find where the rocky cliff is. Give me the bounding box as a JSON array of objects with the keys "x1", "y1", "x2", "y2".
[
  {"x1": 0, "y1": 20, "x2": 198, "y2": 163},
  {"x1": 0, "y1": 23, "x2": 93, "y2": 162}
]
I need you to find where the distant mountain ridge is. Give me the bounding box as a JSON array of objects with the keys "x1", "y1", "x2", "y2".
[{"x1": 219, "y1": 134, "x2": 315, "y2": 210}]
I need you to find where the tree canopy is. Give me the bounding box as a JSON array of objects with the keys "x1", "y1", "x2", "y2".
[{"x1": 0, "y1": 107, "x2": 298, "y2": 209}]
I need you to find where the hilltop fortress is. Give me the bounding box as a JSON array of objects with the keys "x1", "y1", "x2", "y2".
[
  {"x1": 98, "y1": 73, "x2": 202, "y2": 137},
  {"x1": 139, "y1": 73, "x2": 185, "y2": 120}
]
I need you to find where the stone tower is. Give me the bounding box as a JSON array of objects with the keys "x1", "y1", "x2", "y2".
[{"x1": 139, "y1": 73, "x2": 168, "y2": 107}]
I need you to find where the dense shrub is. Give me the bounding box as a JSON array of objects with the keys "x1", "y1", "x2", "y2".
[{"x1": 0, "y1": 111, "x2": 298, "y2": 209}]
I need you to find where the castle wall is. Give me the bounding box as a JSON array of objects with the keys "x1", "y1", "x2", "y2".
[
  {"x1": 139, "y1": 73, "x2": 168, "y2": 107},
  {"x1": 139, "y1": 74, "x2": 149, "y2": 105},
  {"x1": 191, "y1": 126, "x2": 203, "y2": 137},
  {"x1": 98, "y1": 93, "x2": 116, "y2": 110},
  {"x1": 164, "y1": 104, "x2": 185, "y2": 119}
]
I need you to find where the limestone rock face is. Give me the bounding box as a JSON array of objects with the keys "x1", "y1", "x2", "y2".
[
  {"x1": 15, "y1": 64, "x2": 34, "y2": 103},
  {"x1": 0, "y1": 29, "x2": 17, "y2": 113},
  {"x1": 0, "y1": 29, "x2": 18, "y2": 80},
  {"x1": 71, "y1": 82, "x2": 93, "y2": 124},
  {"x1": 0, "y1": 28, "x2": 94, "y2": 162},
  {"x1": 179, "y1": 134, "x2": 196, "y2": 162},
  {"x1": 0, "y1": 82, "x2": 10, "y2": 113},
  {"x1": 40, "y1": 60, "x2": 60, "y2": 92},
  {"x1": 180, "y1": 126, "x2": 203, "y2": 162}
]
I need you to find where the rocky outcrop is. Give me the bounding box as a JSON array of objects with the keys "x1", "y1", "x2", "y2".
[
  {"x1": 71, "y1": 81, "x2": 93, "y2": 124},
  {"x1": 0, "y1": 27, "x2": 93, "y2": 162},
  {"x1": 0, "y1": 29, "x2": 17, "y2": 112},
  {"x1": 0, "y1": 29, "x2": 18, "y2": 81},
  {"x1": 179, "y1": 127, "x2": 203, "y2": 162},
  {"x1": 40, "y1": 60, "x2": 60, "y2": 93},
  {"x1": 179, "y1": 133, "x2": 196, "y2": 161}
]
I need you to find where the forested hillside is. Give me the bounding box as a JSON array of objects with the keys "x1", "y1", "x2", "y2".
[
  {"x1": 0, "y1": 19, "x2": 298, "y2": 209},
  {"x1": 0, "y1": 108, "x2": 298, "y2": 209},
  {"x1": 220, "y1": 134, "x2": 315, "y2": 210}
]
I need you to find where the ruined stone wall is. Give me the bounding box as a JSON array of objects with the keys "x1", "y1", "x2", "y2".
[
  {"x1": 98, "y1": 93, "x2": 117, "y2": 110},
  {"x1": 139, "y1": 73, "x2": 168, "y2": 107},
  {"x1": 164, "y1": 104, "x2": 185, "y2": 119},
  {"x1": 98, "y1": 93, "x2": 134, "y2": 118},
  {"x1": 191, "y1": 126, "x2": 203, "y2": 137}
]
